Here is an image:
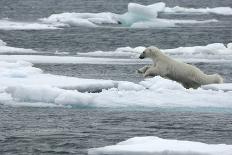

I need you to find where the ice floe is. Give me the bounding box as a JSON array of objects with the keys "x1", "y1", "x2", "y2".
[
  {"x1": 0, "y1": 61, "x2": 115, "y2": 91},
  {"x1": 0, "y1": 61, "x2": 232, "y2": 109},
  {"x1": 88, "y1": 136, "x2": 232, "y2": 155},
  {"x1": 0, "y1": 19, "x2": 58, "y2": 30},
  {"x1": 0, "y1": 39, "x2": 38, "y2": 54},
  {"x1": 0, "y1": 55, "x2": 149, "y2": 64},
  {"x1": 78, "y1": 43, "x2": 232, "y2": 61},
  {"x1": 164, "y1": 6, "x2": 232, "y2": 15},
  {"x1": 40, "y1": 12, "x2": 118, "y2": 27},
  {"x1": 41, "y1": 2, "x2": 220, "y2": 28},
  {"x1": 1, "y1": 3, "x2": 230, "y2": 30}
]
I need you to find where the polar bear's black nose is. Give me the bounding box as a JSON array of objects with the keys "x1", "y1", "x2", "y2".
[{"x1": 139, "y1": 54, "x2": 145, "y2": 59}]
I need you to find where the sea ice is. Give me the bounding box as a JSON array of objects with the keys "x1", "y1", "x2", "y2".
[
  {"x1": 41, "y1": 2, "x2": 220, "y2": 28},
  {"x1": 77, "y1": 43, "x2": 232, "y2": 61},
  {"x1": 88, "y1": 136, "x2": 232, "y2": 155},
  {"x1": 0, "y1": 39, "x2": 38, "y2": 54},
  {"x1": 0, "y1": 55, "x2": 150, "y2": 64},
  {"x1": 1, "y1": 61, "x2": 232, "y2": 109},
  {"x1": 1, "y1": 2, "x2": 230, "y2": 30},
  {"x1": 164, "y1": 6, "x2": 232, "y2": 15},
  {"x1": 0, "y1": 19, "x2": 58, "y2": 30}
]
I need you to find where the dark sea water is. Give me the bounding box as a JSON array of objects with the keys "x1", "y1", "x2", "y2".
[{"x1": 1, "y1": 0, "x2": 232, "y2": 154}]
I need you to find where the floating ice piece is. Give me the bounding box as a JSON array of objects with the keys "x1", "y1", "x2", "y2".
[
  {"x1": 0, "y1": 55, "x2": 150, "y2": 64},
  {"x1": 0, "y1": 19, "x2": 59, "y2": 30},
  {"x1": 164, "y1": 6, "x2": 232, "y2": 15},
  {"x1": 1, "y1": 54, "x2": 232, "y2": 64},
  {"x1": 202, "y1": 84, "x2": 232, "y2": 92},
  {"x1": 40, "y1": 12, "x2": 118, "y2": 27},
  {"x1": 0, "y1": 39, "x2": 7, "y2": 46},
  {"x1": 0, "y1": 61, "x2": 116, "y2": 92},
  {"x1": 118, "y1": 2, "x2": 166, "y2": 26},
  {"x1": 1, "y1": 61, "x2": 232, "y2": 109},
  {"x1": 2, "y1": 2, "x2": 229, "y2": 30},
  {"x1": 41, "y1": 2, "x2": 218, "y2": 28},
  {"x1": 0, "y1": 39, "x2": 38, "y2": 54},
  {"x1": 3, "y1": 76, "x2": 232, "y2": 108},
  {"x1": 77, "y1": 46, "x2": 146, "y2": 58},
  {"x1": 78, "y1": 42, "x2": 232, "y2": 61},
  {"x1": 88, "y1": 136, "x2": 232, "y2": 155}
]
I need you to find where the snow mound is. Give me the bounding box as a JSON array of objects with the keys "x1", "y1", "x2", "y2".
[
  {"x1": 0, "y1": 55, "x2": 150, "y2": 64},
  {"x1": 164, "y1": 6, "x2": 232, "y2": 15},
  {"x1": 0, "y1": 39, "x2": 38, "y2": 54},
  {"x1": 118, "y1": 3, "x2": 217, "y2": 28},
  {"x1": 164, "y1": 43, "x2": 232, "y2": 60},
  {"x1": 6, "y1": 85, "x2": 93, "y2": 107},
  {"x1": 78, "y1": 43, "x2": 232, "y2": 61},
  {"x1": 1, "y1": 61, "x2": 232, "y2": 109},
  {"x1": 0, "y1": 19, "x2": 58, "y2": 30},
  {"x1": 41, "y1": 2, "x2": 218, "y2": 28},
  {"x1": 88, "y1": 136, "x2": 232, "y2": 155},
  {"x1": 40, "y1": 12, "x2": 118, "y2": 27},
  {"x1": 78, "y1": 46, "x2": 146, "y2": 58},
  {"x1": 0, "y1": 61, "x2": 115, "y2": 91}
]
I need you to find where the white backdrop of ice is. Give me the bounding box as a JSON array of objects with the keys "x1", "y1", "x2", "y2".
[
  {"x1": 40, "y1": 2, "x2": 220, "y2": 28},
  {"x1": 40, "y1": 12, "x2": 118, "y2": 27},
  {"x1": 0, "y1": 55, "x2": 150, "y2": 64},
  {"x1": 1, "y1": 61, "x2": 232, "y2": 108},
  {"x1": 0, "y1": 19, "x2": 58, "y2": 30},
  {"x1": 164, "y1": 6, "x2": 232, "y2": 15},
  {"x1": 88, "y1": 136, "x2": 232, "y2": 155},
  {"x1": 77, "y1": 42, "x2": 232, "y2": 61},
  {"x1": 0, "y1": 39, "x2": 38, "y2": 54},
  {"x1": 1, "y1": 2, "x2": 230, "y2": 30}
]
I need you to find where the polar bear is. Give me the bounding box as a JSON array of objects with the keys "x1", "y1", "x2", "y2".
[{"x1": 137, "y1": 46, "x2": 223, "y2": 89}]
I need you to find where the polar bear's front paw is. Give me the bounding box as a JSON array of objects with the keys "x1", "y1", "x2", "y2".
[{"x1": 136, "y1": 69, "x2": 143, "y2": 74}]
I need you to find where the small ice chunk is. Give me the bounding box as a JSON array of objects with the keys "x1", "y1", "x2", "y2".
[
  {"x1": 88, "y1": 136, "x2": 232, "y2": 155},
  {"x1": 0, "y1": 19, "x2": 58, "y2": 30}
]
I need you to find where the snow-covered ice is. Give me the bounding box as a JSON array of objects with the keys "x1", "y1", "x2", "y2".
[
  {"x1": 1, "y1": 2, "x2": 230, "y2": 30},
  {"x1": 77, "y1": 46, "x2": 146, "y2": 58},
  {"x1": 77, "y1": 43, "x2": 232, "y2": 61},
  {"x1": 0, "y1": 61, "x2": 232, "y2": 109},
  {"x1": 0, "y1": 61, "x2": 115, "y2": 91},
  {"x1": 40, "y1": 12, "x2": 118, "y2": 27},
  {"x1": 0, "y1": 55, "x2": 150, "y2": 64},
  {"x1": 0, "y1": 39, "x2": 38, "y2": 54},
  {"x1": 41, "y1": 2, "x2": 219, "y2": 28},
  {"x1": 1, "y1": 54, "x2": 232, "y2": 65},
  {"x1": 0, "y1": 19, "x2": 58, "y2": 30},
  {"x1": 88, "y1": 136, "x2": 232, "y2": 155},
  {"x1": 164, "y1": 6, "x2": 232, "y2": 15},
  {"x1": 1, "y1": 41, "x2": 232, "y2": 108}
]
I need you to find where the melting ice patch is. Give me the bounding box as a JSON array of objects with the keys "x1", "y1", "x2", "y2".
[
  {"x1": 88, "y1": 136, "x2": 232, "y2": 155},
  {"x1": 0, "y1": 55, "x2": 150, "y2": 64},
  {"x1": 40, "y1": 12, "x2": 118, "y2": 27},
  {"x1": 0, "y1": 19, "x2": 58, "y2": 30},
  {"x1": 1, "y1": 61, "x2": 232, "y2": 109},
  {"x1": 0, "y1": 61, "x2": 115, "y2": 91},
  {"x1": 0, "y1": 39, "x2": 38, "y2": 54},
  {"x1": 41, "y1": 2, "x2": 220, "y2": 28},
  {"x1": 1, "y1": 3, "x2": 230, "y2": 30},
  {"x1": 78, "y1": 46, "x2": 146, "y2": 58},
  {"x1": 164, "y1": 6, "x2": 232, "y2": 15},
  {"x1": 78, "y1": 42, "x2": 232, "y2": 62}
]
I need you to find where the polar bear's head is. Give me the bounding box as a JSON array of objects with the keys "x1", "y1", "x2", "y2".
[{"x1": 139, "y1": 46, "x2": 161, "y2": 59}]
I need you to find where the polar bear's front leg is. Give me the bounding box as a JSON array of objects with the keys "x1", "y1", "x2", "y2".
[
  {"x1": 137, "y1": 65, "x2": 150, "y2": 74},
  {"x1": 144, "y1": 67, "x2": 160, "y2": 78}
]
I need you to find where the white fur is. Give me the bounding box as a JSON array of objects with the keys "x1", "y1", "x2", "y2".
[{"x1": 138, "y1": 46, "x2": 223, "y2": 89}]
